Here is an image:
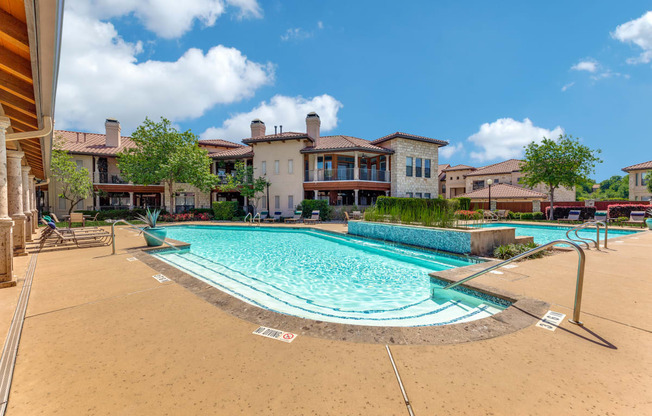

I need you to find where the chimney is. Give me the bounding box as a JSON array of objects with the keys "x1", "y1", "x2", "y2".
[
  {"x1": 105, "y1": 118, "x2": 121, "y2": 147},
  {"x1": 250, "y1": 119, "x2": 266, "y2": 138},
  {"x1": 306, "y1": 112, "x2": 320, "y2": 139}
]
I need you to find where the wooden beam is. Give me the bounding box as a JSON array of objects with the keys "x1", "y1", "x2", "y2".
[
  {"x1": 2, "y1": 106, "x2": 38, "y2": 129},
  {"x1": 0, "y1": 9, "x2": 29, "y2": 55},
  {"x1": 0, "y1": 88, "x2": 36, "y2": 117},
  {"x1": 0, "y1": 46, "x2": 32, "y2": 83},
  {"x1": 5, "y1": 117, "x2": 31, "y2": 132},
  {"x1": 0, "y1": 70, "x2": 34, "y2": 104}
]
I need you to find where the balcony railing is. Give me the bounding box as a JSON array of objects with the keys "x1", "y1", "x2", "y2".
[
  {"x1": 93, "y1": 172, "x2": 129, "y2": 184},
  {"x1": 304, "y1": 168, "x2": 390, "y2": 182}
]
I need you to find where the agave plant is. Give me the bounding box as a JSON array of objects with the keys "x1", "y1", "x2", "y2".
[{"x1": 136, "y1": 208, "x2": 161, "y2": 228}]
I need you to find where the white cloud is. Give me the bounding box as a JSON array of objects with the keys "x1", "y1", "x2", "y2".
[
  {"x1": 317, "y1": 21, "x2": 324, "y2": 29},
  {"x1": 201, "y1": 94, "x2": 343, "y2": 141},
  {"x1": 561, "y1": 82, "x2": 575, "y2": 92},
  {"x1": 281, "y1": 27, "x2": 313, "y2": 41},
  {"x1": 467, "y1": 118, "x2": 564, "y2": 162},
  {"x1": 571, "y1": 59, "x2": 598, "y2": 72},
  {"x1": 611, "y1": 11, "x2": 652, "y2": 64},
  {"x1": 68, "y1": 0, "x2": 261, "y2": 39},
  {"x1": 440, "y1": 143, "x2": 464, "y2": 159},
  {"x1": 55, "y1": 6, "x2": 274, "y2": 133}
]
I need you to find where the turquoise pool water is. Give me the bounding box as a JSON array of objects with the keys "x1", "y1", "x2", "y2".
[
  {"x1": 152, "y1": 226, "x2": 509, "y2": 327},
  {"x1": 473, "y1": 222, "x2": 639, "y2": 245}
]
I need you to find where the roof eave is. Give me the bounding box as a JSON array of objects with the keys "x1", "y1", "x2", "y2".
[{"x1": 300, "y1": 146, "x2": 394, "y2": 155}]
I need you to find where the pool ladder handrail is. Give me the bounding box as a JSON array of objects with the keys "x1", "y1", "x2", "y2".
[
  {"x1": 565, "y1": 220, "x2": 608, "y2": 250},
  {"x1": 244, "y1": 212, "x2": 252, "y2": 223},
  {"x1": 441, "y1": 239, "x2": 587, "y2": 325},
  {"x1": 110, "y1": 219, "x2": 181, "y2": 255}
]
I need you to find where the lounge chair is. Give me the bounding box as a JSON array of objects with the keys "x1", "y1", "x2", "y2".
[
  {"x1": 558, "y1": 209, "x2": 581, "y2": 223},
  {"x1": 284, "y1": 211, "x2": 303, "y2": 223},
  {"x1": 303, "y1": 210, "x2": 320, "y2": 225},
  {"x1": 621, "y1": 211, "x2": 646, "y2": 226},
  {"x1": 495, "y1": 209, "x2": 509, "y2": 220},
  {"x1": 586, "y1": 211, "x2": 608, "y2": 223},
  {"x1": 351, "y1": 210, "x2": 362, "y2": 220},
  {"x1": 259, "y1": 210, "x2": 269, "y2": 221},
  {"x1": 32, "y1": 222, "x2": 112, "y2": 252},
  {"x1": 264, "y1": 211, "x2": 282, "y2": 222},
  {"x1": 483, "y1": 210, "x2": 498, "y2": 221}
]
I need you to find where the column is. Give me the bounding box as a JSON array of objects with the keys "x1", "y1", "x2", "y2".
[
  {"x1": 354, "y1": 151, "x2": 359, "y2": 180},
  {"x1": 28, "y1": 175, "x2": 37, "y2": 234},
  {"x1": 354, "y1": 189, "x2": 359, "y2": 206},
  {"x1": 385, "y1": 191, "x2": 389, "y2": 196},
  {"x1": 0, "y1": 117, "x2": 15, "y2": 286},
  {"x1": 313, "y1": 190, "x2": 318, "y2": 200},
  {"x1": 95, "y1": 194, "x2": 100, "y2": 210},
  {"x1": 129, "y1": 191, "x2": 134, "y2": 209},
  {"x1": 93, "y1": 156, "x2": 98, "y2": 183},
  {"x1": 6, "y1": 151, "x2": 26, "y2": 254},
  {"x1": 21, "y1": 167, "x2": 32, "y2": 241}
]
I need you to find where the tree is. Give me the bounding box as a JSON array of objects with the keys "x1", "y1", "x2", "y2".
[
  {"x1": 219, "y1": 160, "x2": 270, "y2": 212},
  {"x1": 50, "y1": 136, "x2": 95, "y2": 215},
  {"x1": 520, "y1": 134, "x2": 602, "y2": 219},
  {"x1": 117, "y1": 117, "x2": 217, "y2": 212}
]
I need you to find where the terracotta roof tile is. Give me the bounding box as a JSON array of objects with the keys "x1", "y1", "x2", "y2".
[
  {"x1": 442, "y1": 164, "x2": 476, "y2": 172},
  {"x1": 300, "y1": 135, "x2": 393, "y2": 154},
  {"x1": 198, "y1": 139, "x2": 243, "y2": 148},
  {"x1": 622, "y1": 160, "x2": 652, "y2": 172},
  {"x1": 210, "y1": 146, "x2": 254, "y2": 159},
  {"x1": 371, "y1": 132, "x2": 449, "y2": 146},
  {"x1": 55, "y1": 130, "x2": 137, "y2": 156},
  {"x1": 242, "y1": 132, "x2": 311, "y2": 144},
  {"x1": 464, "y1": 159, "x2": 523, "y2": 177},
  {"x1": 458, "y1": 183, "x2": 546, "y2": 199}
]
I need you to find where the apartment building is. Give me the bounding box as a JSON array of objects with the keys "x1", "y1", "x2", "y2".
[
  {"x1": 622, "y1": 160, "x2": 652, "y2": 201},
  {"x1": 440, "y1": 159, "x2": 576, "y2": 202},
  {"x1": 49, "y1": 114, "x2": 448, "y2": 216}
]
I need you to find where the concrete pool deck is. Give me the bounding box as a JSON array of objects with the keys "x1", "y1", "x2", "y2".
[{"x1": 1, "y1": 222, "x2": 650, "y2": 415}]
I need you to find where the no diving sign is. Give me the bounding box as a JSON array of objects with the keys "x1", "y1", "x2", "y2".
[
  {"x1": 536, "y1": 310, "x2": 566, "y2": 331},
  {"x1": 253, "y1": 326, "x2": 297, "y2": 343}
]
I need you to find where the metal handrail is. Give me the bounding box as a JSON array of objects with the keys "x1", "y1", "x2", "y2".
[
  {"x1": 586, "y1": 220, "x2": 608, "y2": 249},
  {"x1": 441, "y1": 239, "x2": 587, "y2": 325},
  {"x1": 252, "y1": 212, "x2": 261, "y2": 224},
  {"x1": 244, "y1": 213, "x2": 252, "y2": 223},
  {"x1": 565, "y1": 220, "x2": 608, "y2": 251},
  {"x1": 568, "y1": 223, "x2": 596, "y2": 249},
  {"x1": 110, "y1": 219, "x2": 180, "y2": 255}
]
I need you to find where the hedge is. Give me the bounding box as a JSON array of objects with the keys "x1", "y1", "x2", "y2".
[
  {"x1": 454, "y1": 197, "x2": 471, "y2": 211},
  {"x1": 297, "y1": 199, "x2": 332, "y2": 221},
  {"x1": 607, "y1": 204, "x2": 651, "y2": 219},
  {"x1": 75, "y1": 208, "x2": 169, "y2": 221},
  {"x1": 545, "y1": 206, "x2": 596, "y2": 220},
  {"x1": 212, "y1": 201, "x2": 238, "y2": 220},
  {"x1": 375, "y1": 196, "x2": 451, "y2": 212}
]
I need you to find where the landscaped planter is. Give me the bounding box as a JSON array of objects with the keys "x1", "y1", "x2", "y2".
[
  {"x1": 143, "y1": 227, "x2": 168, "y2": 247},
  {"x1": 347, "y1": 221, "x2": 516, "y2": 256}
]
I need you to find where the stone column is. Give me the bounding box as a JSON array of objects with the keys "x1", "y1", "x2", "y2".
[
  {"x1": 29, "y1": 175, "x2": 37, "y2": 234},
  {"x1": 21, "y1": 167, "x2": 32, "y2": 241},
  {"x1": 95, "y1": 194, "x2": 100, "y2": 210},
  {"x1": 490, "y1": 199, "x2": 497, "y2": 211},
  {"x1": 354, "y1": 151, "x2": 359, "y2": 180},
  {"x1": 313, "y1": 190, "x2": 318, "y2": 200},
  {"x1": 7, "y1": 151, "x2": 26, "y2": 254},
  {"x1": 0, "y1": 117, "x2": 15, "y2": 286},
  {"x1": 532, "y1": 200, "x2": 541, "y2": 213},
  {"x1": 354, "y1": 189, "x2": 359, "y2": 206},
  {"x1": 129, "y1": 191, "x2": 134, "y2": 209}
]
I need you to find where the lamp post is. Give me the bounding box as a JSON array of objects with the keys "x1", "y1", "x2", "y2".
[{"x1": 486, "y1": 179, "x2": 493, "y2": 211}]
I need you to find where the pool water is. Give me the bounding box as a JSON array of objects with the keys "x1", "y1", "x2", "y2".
[
  {"x1": 473, "y1": 222, "x2": 639, "y2": 245},
  {"x1": 152, "y1": 226, "x2": 509, "y2": 327}
]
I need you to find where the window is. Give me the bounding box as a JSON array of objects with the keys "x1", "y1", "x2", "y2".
[
  {"x1": 456, "y1": 176, "x2": 459, "y2": 180},
  {"x1": 406, "y1": 192, "x2": 413, "y2": 198},
  {"x1": 415, "y1": 158, "x2": 422, "y2": 177},
  {"x1": 274, "y1": 195, "x2": 280, "y2": 209},
  {"x1": 288, "y1": 195, "x2": 294, "y2": 209},
  {"x1": 406, "y1": 157, "x2": 413, "y2": 177},
  {"x1": 262, "y1": 198, "x2": 267, "y2": 209},
  {"x1": 288, "y1": 159, "x2": 294, "y2": 174},
  {"x1": 415, "y1": 192, "x2": 422, "y2": 198},
  {"x1": 424, "y1": 160, "x2": 431, "y2": 178},
  {"x1": 473, "y1": 180, "x2": 485, "y2": 190},
  {"x1": 642, "y1": 174, "x2": 649, "y2": 186},
  {"x1": 635, "y1": 173, "x2": 639, "y2": 186},
  {"x1": 424, "y1": 193, "x2": 431, "y2": 199},
  {"x1": 58, "y1": 197, "x2": 66, "y2": 210},
  {"x1": 261, "y1": 161, "x2": 267, "y2": 175},
  {"x1": 274, "y1": 160, "x2": 280, "y2": 174},
  {"x1": 494, "y1": 178, "x2": 500, "y2": 184},
  {"x1": 175, "y1": 193, "x2": 195, "y2": 213}
]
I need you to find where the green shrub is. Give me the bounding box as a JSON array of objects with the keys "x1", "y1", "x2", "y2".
[
  {"x1": 76, "y1": 208, "x2": 169, "y2": 221},
  {"x1": 508, "y1": 211, "x2": 521, "y2": 219},
  {"x1": 454, "y1": 197, "x2": 471, "y2": 211},
  {"x1": 212, "y1": 201, "x2": 238, "y2": 220},
  {"x1": 532, "y1": 212, "x2": 544, "y2": 220},
  {"x1": 297, "y1": 199, "x2": 332, "y2": 221},
  {"x1": 493, "y1": 242, "x2": 545, "y2": 260},
  {"x1": 364, "y1": 197, "x2": 459, "y2": 228},
  {"x1": 519, "y1": 212, "x2": 534, "y2": 220},
  {"x1": 376, "y1": 196, "x2": 449, "y2": 212}
]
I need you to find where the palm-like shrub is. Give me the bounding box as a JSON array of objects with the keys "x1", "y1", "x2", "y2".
[{"x1": 136, "y1": 208, "x2": 161, "y2": 228}]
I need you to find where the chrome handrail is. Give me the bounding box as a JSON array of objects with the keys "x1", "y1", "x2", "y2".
[
  {"x1": 585, "y1": 220, "x2": 608, "y2": 249},
  {"x1": 574, "y1": 222, "x2": 598, "y2": 249},
  {"x1": 566, "y1": 225, "x2": 590, "y2": 249},
  {"x1": 440, "y1": 239, "x2": 586, "y2": 325},
  {"x1": 244, "y1": 213, "x2": 252, "y2": 223},
  {"x1": 110, "y1": 219, "x2": 180, "y2": 255},
  {"x1": 252, "y1": 212, "x2": 261, "y2": 224}
]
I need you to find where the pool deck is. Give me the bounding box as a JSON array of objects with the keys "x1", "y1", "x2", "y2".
[{"x1": 1, "y1": 222, "x2": 650, "y2": 415}]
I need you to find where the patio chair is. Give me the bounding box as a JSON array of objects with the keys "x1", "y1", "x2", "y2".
[
  {"x1": 586, "y1": 211, "x2": 608, "y2": 223},
  {"x1": 303, "y1": 210, "x2": 320, "y2": 225},
  {"x1": 68, "y1": 212, "x2": 86, "y2": 228},
  {"x1": 259, "y1": 210, "x2": 269, "y2": 221},
  {"x1": 351, "y1": 210, "x2": 362, "y2": 220},
  {"x1": 496, "y1": 210, "x2": 509, "y2": 220},
  {"x1": 264, "y1": 211, "x2": 282, "y2": 222},
  {"x1": 483, "y1": 210, "x2": 498, "y2": 221},
  {"x1": 284, "y1": 211, "x2": 303, "y2": 223},
  {"x1": 558, "y1": 209, "x2": 581, "y2": 223},
  {"x1": 621, "y1": 211, "x2": 646, "y2": 226}
]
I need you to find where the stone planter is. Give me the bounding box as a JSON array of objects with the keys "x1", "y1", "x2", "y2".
[{"x1": 143, "y1": 227, "x2": 168, "y2": 247}]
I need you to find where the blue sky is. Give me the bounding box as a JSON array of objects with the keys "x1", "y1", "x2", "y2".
[{"x1": 56, "y1": 1, "x2": 651, "y2": 180}]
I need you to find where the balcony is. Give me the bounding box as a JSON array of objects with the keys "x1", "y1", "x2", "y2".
[
  {"x1": 93, "y1": 172, "x2": 129, "y2": 184},
  {"x1": 305, "y1": 168, "x2": 390, "y2": 182}
]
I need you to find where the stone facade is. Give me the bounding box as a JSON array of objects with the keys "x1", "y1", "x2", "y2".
[
  {"x1": 381, "y1": 138, "x2": 440, "y2": 198},
  {"x1": 464, "y1": 172, "x2": 576, "y2": 202},
  {"x1": 444, "y1": 168, "x2": 474, "y2": 198},
  {"x1": 627, "y1": 169, "x2": 651, "y2": 201}
]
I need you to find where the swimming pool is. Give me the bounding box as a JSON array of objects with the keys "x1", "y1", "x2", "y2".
[
  {"x1": 473, "y1": 222, "x2": 639, "y2": 245},
  {"x1": 152, "y1": 226, "x2": 509, "y2": 327}
]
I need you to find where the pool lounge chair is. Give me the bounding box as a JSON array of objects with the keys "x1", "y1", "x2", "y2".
[
  {"x1": 303, "y1": 210, "x2": 320, "y2": 225},
  {"x1": 558, "y1": 209, "x2": 581, "y2": 223},
  {"x1": 586, "y1": 211, "x2": 608, "y2": 223},
  {"x1": 621, "y1": 211, "x2": 646, "y2": 226},
  {"x1": 33, "y1": 223, "x2": 112, "y2": 252},
  {"x1": 344, "y1": 211, "x2": 350, "y2": 223},
  {"x1": 259, "y1": 211, "x2": 269, "y2": 221},
  {"x1": 284, "y1": 211, "x2": 303, "y2": 223},
  {"x1": 483, "y1": 210, "x2": 498, "y2": 221},
  {"x1": 265, "y1": 211, "x2": 282, "y2": 222},
  {"x1": 496, "y1": 209, "x2": 509, "y2": 220}
]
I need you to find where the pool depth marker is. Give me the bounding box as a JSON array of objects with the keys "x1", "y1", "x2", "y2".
[
  {"x1": 536, "y1": 310, "x2": 566, "y2": 331},
  {"x1": 252, "y1": 326, "x2": 297, "y2": 343}
]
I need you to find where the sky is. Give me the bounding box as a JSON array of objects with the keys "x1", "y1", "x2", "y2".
[{"x1": 54, "y1": 1, "x2": 652, "y2": 181}]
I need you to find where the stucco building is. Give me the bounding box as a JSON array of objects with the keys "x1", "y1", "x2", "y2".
[{"x1": 622, "y1": 160, "x2": 652, "y2": 201}]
